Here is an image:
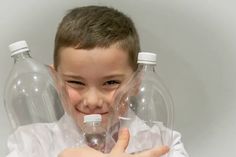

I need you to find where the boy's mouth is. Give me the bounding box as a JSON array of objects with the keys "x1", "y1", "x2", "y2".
[{"x1": 75, "y1": 108, "x2": 109, "y2": 115}]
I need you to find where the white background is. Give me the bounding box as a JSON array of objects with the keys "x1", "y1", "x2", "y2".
[{"x1": 1, "y1": 0, "x2": 236, "y2": 156}]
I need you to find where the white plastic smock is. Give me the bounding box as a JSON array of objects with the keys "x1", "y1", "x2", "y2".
[{"x1": 6, "y1": 112, "x2": 189, "y2": 157}]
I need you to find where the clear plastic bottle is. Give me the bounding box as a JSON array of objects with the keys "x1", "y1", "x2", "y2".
[
  {"x1": 83, "y1": 114, "x2": 107, "y2": 153},
  {"x1": 3, "y1": 40, "x2": 65, "y2": 131},
  {"x1": 113, "y1": 52, "x2": 174, "y2": 155}
]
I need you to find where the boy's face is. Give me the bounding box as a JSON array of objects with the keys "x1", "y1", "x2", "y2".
[{"x1": 57, "y1": 45, "x2": 133, "y2": 129}]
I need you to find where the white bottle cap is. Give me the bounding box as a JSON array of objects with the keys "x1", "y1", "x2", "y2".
[
  {"x1": 84, "y1": 114, "x2": 102, "y2": 123},
  {"x1": 9, "y1": 40, "x2": 30, "y2": 57},
  {"x1": 138, "y1": 52, "x2": 157, "y2": 65}
]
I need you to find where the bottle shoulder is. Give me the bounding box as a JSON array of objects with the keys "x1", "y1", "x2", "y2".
[
  {"x1": 8, "y1": 58, "x2": 48, "y2": 78},
  {"x1": 14, "y1": 58, "x2": 46, "y2": 71},
  {"x1": 83, "y1": 123, "x2": 106, "y2": 134},
  {"x1": 4, "y1": 58, "x2": 51, "y2": 93}
]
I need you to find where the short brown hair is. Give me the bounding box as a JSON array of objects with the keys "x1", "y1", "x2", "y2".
[{"x1": 54, "y1": 5, "x2": 140, "y2": 70}]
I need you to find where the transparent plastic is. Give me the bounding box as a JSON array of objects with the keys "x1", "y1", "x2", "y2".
[
  {"x1": 82, "y1": 114, "x2": 115, "y2": 153},
  {"x1": 113, "y1": 52, "x2": 174, "y2": 155},
  {"x1": 3, "y1": 41, "x2": 70, "y2": 157},
  {"x1": 4, "y1": 41, "x2": 65, "y2": 129}
]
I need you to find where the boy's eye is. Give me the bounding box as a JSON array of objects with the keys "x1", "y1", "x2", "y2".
[
  {"x1": 103, "y1": 80, "x2": 121, "y2": 87},
  {"x1": 66, "y1": 80, "x2": 85, "y2": 87}
]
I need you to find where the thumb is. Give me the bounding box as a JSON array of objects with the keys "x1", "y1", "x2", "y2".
[{"x1": 110, "y1": 128, "x2": 130, "y2": 154}]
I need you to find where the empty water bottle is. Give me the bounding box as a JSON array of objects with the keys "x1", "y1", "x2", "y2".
[
  {"x1": 112, "y1": 52, "x2": 174, "y2": 155},
  {"x1": 82, "y1": 114, "x2": 116, "y2": 153},
  {"x1": 4, "y1": 40, "x2": 65, "y2": 129},
  {"x1": 82, "y1": 114, "x2": 107, "y2": 152}
]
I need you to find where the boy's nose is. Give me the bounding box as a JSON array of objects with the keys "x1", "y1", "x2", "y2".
[{"x1": 83, "y1": 88, "x2": 103, "y2": 110}]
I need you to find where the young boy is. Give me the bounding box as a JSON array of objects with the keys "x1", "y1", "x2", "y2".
[
  {"x1": 53, "y1": 5, "x2": 188, "y2": 157},
  {"x1": 7, "y1": 5, "x2": 188, "y2": 157}
]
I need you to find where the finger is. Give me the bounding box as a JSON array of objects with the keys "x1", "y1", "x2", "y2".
[
  {"x1": 111, "y1": 128, "x2": 130, "y2": 154},
  {"x1": 137, "y1": 146, "x2": 169, "y2": 157},
  {"x1": 49, "y1": 64, "x2": 54, "y2": 69}
]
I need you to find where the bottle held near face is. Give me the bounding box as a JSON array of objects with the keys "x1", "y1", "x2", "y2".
[
  {"x1": 82, "y1": 114, "x2": 115, "y2": 153},
  {"x1": 4, "y1": 40, "x2": 65, "y2": 130},
  {"x1": 112, "y1": 52, "x2": 174, "y2": 155}
]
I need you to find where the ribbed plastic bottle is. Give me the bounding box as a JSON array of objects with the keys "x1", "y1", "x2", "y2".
[
  {"x1": 3, "y1": 40, "x2": 65, "y2": 130},
  {"x1": 83, "y1": 114, "x2": 108, "y2": 153},
  {"x1": 113, "y1": 52, "x2": 174, "y2": 155}
]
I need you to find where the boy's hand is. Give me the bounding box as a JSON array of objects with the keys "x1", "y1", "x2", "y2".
[
  {"x1": 58, "y1": 128, "x2": 169, "y2": 157},
  {"x1": 109, "y1": 128, "x2": 169, "y2": 157}
]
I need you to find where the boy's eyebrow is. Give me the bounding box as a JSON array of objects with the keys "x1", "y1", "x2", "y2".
[
  {"x1": 62, "y1": 74, "x2": 126, "y2": 79},
  {"x1": 102, "y1": 74, "x2": 126, "y2": 79},
  {"x1": 62, "y1": 74, "x2": 84, "y2": 80}
]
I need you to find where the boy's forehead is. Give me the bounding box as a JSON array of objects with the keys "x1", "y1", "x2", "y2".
[
  {"x1": 58, "y1": 46, "x2": 132, "y2": 72},
  {"x1": 60, "y1": 45, "x2": 128, "y2": 60}
]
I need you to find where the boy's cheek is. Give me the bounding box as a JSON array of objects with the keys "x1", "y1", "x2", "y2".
[
  {"x1": 109, "y1": 90, "x2": 118, "y2": 106},
  {"x1": 67, "y1": 88, "x2": 81, "y2": 105}
]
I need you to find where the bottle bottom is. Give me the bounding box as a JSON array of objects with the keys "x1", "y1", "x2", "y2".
[{"x1": 85, "y1": 133, "x2": 106, "y2": 152}]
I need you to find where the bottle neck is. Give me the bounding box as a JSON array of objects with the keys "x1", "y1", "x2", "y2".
[
  {"x1": 138, "y1": 63, "x2": 156, "y2": 73},
  {"x1": 85, "y1": 121, "x2": 101, "y2": 127},
  {"x1": 12, "y1": 51, "x2": 31, "y2": 63}
]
